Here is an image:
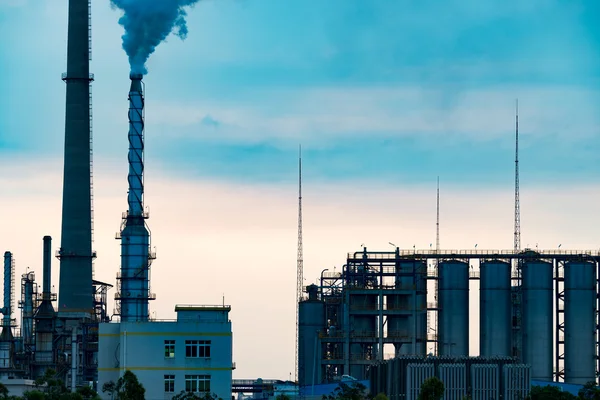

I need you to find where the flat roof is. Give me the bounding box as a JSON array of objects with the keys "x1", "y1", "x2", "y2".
[{"x1": 175, "y1": 304, "x2": 231, "y2": 312}]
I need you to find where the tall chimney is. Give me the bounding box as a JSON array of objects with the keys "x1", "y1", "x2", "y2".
[
  {"x1": 58, "y1": 0, "x2": 95, "y2": 315},
  {"x1": 115, "y1": 74, "x2": 155, "y2": 322},
  {"x1": 43, "y1": 236, "x2": 52, "y2": 297},
  {"x1": 2, "y1": 252, "x2": 13, "y2": 328}
]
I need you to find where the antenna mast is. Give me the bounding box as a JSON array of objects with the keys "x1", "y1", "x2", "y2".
[
  {"x1": 295, "y1": 145, "x2": 303, "y2": 383},
  {"x1": 436, "y1": 176, "x2": 440, "y2": 252},
  {"x1": 514, "y1": 100, "x2": 521, "y2": 252}
]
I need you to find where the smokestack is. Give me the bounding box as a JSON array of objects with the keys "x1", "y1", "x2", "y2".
[
  {"x1": 58, "y1": 0, "x2": 95, "y2": 315},
  {"x1": 115, "y1": 74, "x2": 154, "y2": 322},
  {"x1": 43, "y1": 236, "x2": 52, "y2": 297},
  {"x1": 2, "y1": 252, "x2": 13, "y2": 327}
]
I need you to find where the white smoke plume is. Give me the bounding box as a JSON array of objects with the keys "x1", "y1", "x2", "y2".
[{"x1": 110, "y1": 0, "x2": 200, "y2": 75}]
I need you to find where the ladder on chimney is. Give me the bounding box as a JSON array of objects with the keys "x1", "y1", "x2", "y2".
[{"x1": 88, "y1": 0, "x2": 95, "y2": 279}]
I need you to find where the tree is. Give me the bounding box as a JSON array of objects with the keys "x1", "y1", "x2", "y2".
[
  {"x1": 76, "y1": 386, "x2": 100, "y2": 400},
  {"x1": 114, "y1": 370, "x2": 145, "y2": 400},
  {"x1": 417, "y1": 377, "x2": 444, "y2": 400},
  {"x1": 373, "y1": 393, "x2": 388, "y2": 400},
  {"x1": 323, "y1": 382, "x2": 369, "y2": 400},
  {"x1": 527, "y1": 385, "x2": 576, "y2": 400},
  {"x1": 102, "y1": 381, "x2": 117, "y2": 400},
  {"x1": 0, "y1": 383, "x2": 8, "y2": 400},
  {"x1": 579, "y1": 382, "x2": 600, "y2": 400},
  {"x1": 172, "y1": 392, "x2": 221, "y2": 400},
  {"x1": 275, "y1": 395, "x2": 291, "y2": 400}
]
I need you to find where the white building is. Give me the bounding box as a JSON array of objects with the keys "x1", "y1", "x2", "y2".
[{"x1": 98, "y1": 305, "x2": 233, "y2": 400}]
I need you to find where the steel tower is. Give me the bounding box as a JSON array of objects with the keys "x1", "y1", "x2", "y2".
[
  {"x1": 514, "y1": 100, "x2": 520, "y2": 252},
  {"x1": 114, "y1": 74, "x2": 155, "y2": 322},
  {"x1": 295, "y1": 146, "x2": 303, "y2": 383},
  {"x1": 57, "y1": 0, "x2": 95, "y2": 315}
]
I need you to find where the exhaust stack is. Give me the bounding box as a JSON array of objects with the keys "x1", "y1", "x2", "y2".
[
  {"x1": 2, "y1": 252, "x2": 14, "y2": 329},
  {"x1": 115, "y1": 74, "x2": 155, "y2": 322},
  {"x1": 57, "y1": 0, "x2": 95, "y2": 316}
]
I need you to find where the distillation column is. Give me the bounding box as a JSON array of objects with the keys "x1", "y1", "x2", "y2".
[
  {"x1": 115, "y1": 74, "x2": 154, "y2": 322},
  {"x1": 57, "y1": 0, "x2": 94, "y2": 315},
  {"x1": 480, "y1": 260, "x2": 512, "y2": 357}
]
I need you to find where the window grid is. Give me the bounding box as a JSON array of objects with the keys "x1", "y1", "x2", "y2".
[
  {"x1": 185, "y1": 340, "x2": 211, "y2": 358},
  {"x1": 164, "y1": 375, "x2": 175, "y2": 393},
  {"x1": 185, "y1": 375, "x2": 210, "y2": 393},
  {"x1": 164, "y1": 340, "x2": 175, "y2": 358}
]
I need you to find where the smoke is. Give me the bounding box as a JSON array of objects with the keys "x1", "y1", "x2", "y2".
[{"x1": 110, "y1": 0, "x2": 201, "y2": 75}]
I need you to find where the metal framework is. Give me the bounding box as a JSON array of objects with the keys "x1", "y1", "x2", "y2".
[
  {"x1": 308, "y1": 248, "x2": 600, "y2": 384},
  {"x1": 295, "y1": 147, "x2": 303, "y2": 383}
]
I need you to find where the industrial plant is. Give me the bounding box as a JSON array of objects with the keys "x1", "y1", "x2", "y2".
[{"x1": 0, "y1": 0, "x2": 598, "y2": 398}]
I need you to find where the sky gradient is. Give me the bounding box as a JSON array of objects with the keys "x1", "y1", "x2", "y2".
[{"x1": 1, "y1": 0, "x2": 600, "y2": 380}]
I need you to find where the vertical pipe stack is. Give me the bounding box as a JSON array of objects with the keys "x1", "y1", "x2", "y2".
[
  {"x1": 58, "y1": 0, "x2": 94, "y2": 315},
  {"x1": 2, "y1": 252, "x2": 13, "y2": 328},
  {"x1": 35, "y1": 236, "x2": 56, "y2": 368},
  {"x1": 0, "y1": 252, "x2": 13, "y2": 370},
  {"x1": 116, "y1": 74, "x2": 153, "y2": 322},
  {"x1": 21, "y1": 273, "x2": 35, "y2": 346}
]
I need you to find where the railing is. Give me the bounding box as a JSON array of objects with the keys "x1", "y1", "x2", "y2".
[{"x1": 348, "y1": 249, "x2": 600, "y2": 258}]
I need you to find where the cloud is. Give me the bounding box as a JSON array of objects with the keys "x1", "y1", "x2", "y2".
[
  {"x1": 143, "y1": 85, "x2": 600, "y2": 146},
  {"x1": 0, "y1": 0, "x2": 26, "y2": 7},
  {"x1": 1, "y1": 156, "x2": 600, "y2": 378}
]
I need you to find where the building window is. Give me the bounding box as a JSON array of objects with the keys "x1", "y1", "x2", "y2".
[
  {"x1": 185, "y1": 340, "x2": 211, "y2": 358},
  {"x1": 164, "y1": 340, "x2": 175, "y2": 358},
  {"x1": 164, "y1": 375, "x2": 175, "y2": 393},
  {"x1": 185, "y1": 375, "x2": 210, "y2": 393}
]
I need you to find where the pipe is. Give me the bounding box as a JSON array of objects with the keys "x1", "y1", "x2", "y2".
[
  {"x1": 3, "y1": 252, "x2": 12, "y2": 326},
  {"x1": 43, "y1": 236, "x2": 52, "y2": 296},
  {"x1": 127, "y1": 73, "x2": 144, "y2": 218},
  {"x1": 71, "y1": 330, "x2": 77, "y2": 391}
]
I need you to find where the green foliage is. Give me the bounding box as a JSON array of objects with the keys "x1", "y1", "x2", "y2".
[
  {"x1": 102, "y1": 381, "x2": 117, "y2": 400},
  {"x1": 373, "y1": 393, "x2": 388, "y2": 400},
  {"x1": 417, "y1": 377, "x2": 444, "y2": 400},
  {"x1": 22, "y1": 391, "x2": 46, "y2": 400},
  {"x1": 323, "y1": 382, "x2": 370, "y2": 400},
  {"x1": 0, "y1": 383, "x2": 8, "y2": 400},
  {"x1": 527, "y1": 385, "x2": 577, "y2": 400},
  {"x1": 74, "y1": 386, "x2": 99, "y2": 400},
  {"x1": 579, "y1": 381, "x2": 600, "y2": 400},
  {"x1": 171, "y1": 392, "x2": 221, "y2": 400},
  {"x1": 275, "y1": 395, "x2": 291, "y2": 400},
  {"x1": 114, "y1": 370, "x2": 145, "y2": 400}
]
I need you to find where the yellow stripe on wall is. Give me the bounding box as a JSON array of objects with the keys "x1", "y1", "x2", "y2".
[
  {"x1": 98, "y1": 367, "x2": 232, "y2": 372},
  {"x1": 99, "y1": 332, "x2": 231, "y2": 337}
]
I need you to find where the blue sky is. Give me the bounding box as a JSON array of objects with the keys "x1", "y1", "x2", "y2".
[
  {"x1": 1, "y1": 0, "x2": 600, "y2": 380},
  {"x1": 1, "y1": 0, "x2": 599, "y2": 186}
]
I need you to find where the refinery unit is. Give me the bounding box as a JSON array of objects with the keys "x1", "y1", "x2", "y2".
[
  {"x1": 297, "y1": 248, "x2": 600, "y2": 388},
  {"x1": 0, "y1": 0, "x2": 234, "y2": 396},
  {"x1": 2, "y1": 0, "x2": 600, "y2": 398}
]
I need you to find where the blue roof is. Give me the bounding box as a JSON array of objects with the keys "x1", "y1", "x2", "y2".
[{"x1": 531, "y1": 380, "x2": 584, "y2": 396}]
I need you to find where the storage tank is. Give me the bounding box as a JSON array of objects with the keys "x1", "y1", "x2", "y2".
[
  {"x1": 438, "y1": 260, "x2": 469, "y2": 356},
  {"x1": 564, "y1": 261, "x2": 596, "y2": 384},
  {"x1": 480, "y1": 260, "x2": 512, "y2": 357},
  {"x1": 387, "y1": 260, "x2": 427, "y2": 356},
  {"x1": 299, "y1": 284, "x2": 325, "y2": 386},
  {"x1": 521, "y1": 260, "x2": 553, "y2": 381}
]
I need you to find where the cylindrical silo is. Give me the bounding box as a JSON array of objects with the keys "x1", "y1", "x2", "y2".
[
  {"x1": 299, "y1": 284, "x2": 325, "y2": 387},
  {"x1": 438, "y1": 260, "x2": 469, "y2": 356},
  {"x1": 521, "y1": 260, "x2": 553, "y2": 381},
  {"x1": 564, "y1": 261, "x2": 596, "y2": 384},
  {"x1": 480, "y1": 260, "x2": 512, "y2": 357},
  {"x1": 388, "y1": 260, "x2": 427, "y2": 356}
]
